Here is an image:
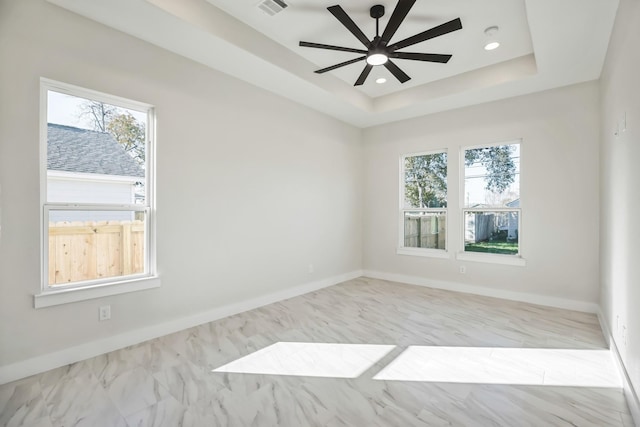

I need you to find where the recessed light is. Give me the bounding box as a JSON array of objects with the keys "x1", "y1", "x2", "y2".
[
  {"x1": 484, "y1": 41, "x2": 500, "y2": 51},
  {"x1": 376, "y1": 77, "x2": 387, "y2": 84},
  {"x1": 483, "y1": 26, "x2": 500, "y2": 51}
]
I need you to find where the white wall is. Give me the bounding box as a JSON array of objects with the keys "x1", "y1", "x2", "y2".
[
  {"x1": 599, "y1": 0, "x2": 640, "y2": 407},
  {"x1": 363, "y1": 82, "x2": 601, "y2": 306},
  {"x1": 0, "y1": 0, "x2": 362, "y2": 370}
]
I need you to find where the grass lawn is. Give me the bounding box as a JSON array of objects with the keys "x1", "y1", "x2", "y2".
[{"x1": 465, "y1": 241, "x2": 518, "y2": 255}]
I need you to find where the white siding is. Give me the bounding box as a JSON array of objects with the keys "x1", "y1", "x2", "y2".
[{"x1": 47, "y1": 176, "x2": 135, "y2": 222}]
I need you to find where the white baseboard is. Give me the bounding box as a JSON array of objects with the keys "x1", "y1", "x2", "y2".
[
  {"x1": 363, "y1": 270, "x2": 599, "y2": 313},
  {"x1": 597, "y1": 309, "x2": 640, "y2": 426},
  {"x1": 0, "y1": 270, "x2": 363, "y2": 385}
]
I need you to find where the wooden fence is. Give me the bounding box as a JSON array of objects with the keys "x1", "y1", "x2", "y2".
[
  {"x1": 48, "y1": 220, "x2": 145, "y2": 285},
  {"x1": 404, "y1": 214, "x2": 446, "y2": 249}
]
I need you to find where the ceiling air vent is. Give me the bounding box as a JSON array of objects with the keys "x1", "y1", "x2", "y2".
[{"x1": 257, "y1": 0, "x2": 288, "y2": 16}]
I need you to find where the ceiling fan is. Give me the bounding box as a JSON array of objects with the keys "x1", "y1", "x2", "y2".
[{"x1": 299, "y1": 0, "x2": 463, "y2": 86}]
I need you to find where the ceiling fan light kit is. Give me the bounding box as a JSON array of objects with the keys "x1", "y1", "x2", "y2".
[
  {"x1": 367, "y1": 52, "x2": 388, "y2": 66},
  {"x1": 299, "y1": 0, "x2": 463, "y2": 86}
]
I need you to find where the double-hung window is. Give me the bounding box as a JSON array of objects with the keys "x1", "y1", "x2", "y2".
[
  {"x1": 398, "y1": 151, "x2": 448, "y2": 256},
  {"x1": 461, "y1": 141, "x2": 522, "y2": 262},
  {"x1": 37, "y1": 79, "x2": 158, "y2": 307}
]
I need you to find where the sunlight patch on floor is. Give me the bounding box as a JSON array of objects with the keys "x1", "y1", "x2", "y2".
[
  {"x1": 213, "y1": 342, "x2": 395, "y2": 378},
  {"x1": 213, "y1": 342, "x2": 620, "y2": 388},
  {"x1": 373, "y1": 346, "x2": 621, "y2": 387}
]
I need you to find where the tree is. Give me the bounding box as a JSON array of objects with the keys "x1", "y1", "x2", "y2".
[
  {"x1": 78, "y1": 100, "x2": 117, "y2": 132},
  {"x1": 464, "y1": 145, "x2": 516, "y2": 193},
  {"x1": 77, "y1": 101, "x2": 146, "y2": 165},
  {"x1": 107, "y1": 113, "x2": 146, "y2": 165},
  {"x1": 405, "y1": 145, "x2": 517, "y2": 209},
  {"x1": 404, "y1": 153, "x2": 447, "y2": 208}
]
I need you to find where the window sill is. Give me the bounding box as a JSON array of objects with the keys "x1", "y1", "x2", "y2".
[
  {"x1": 34, "y1": 276, "x2": 161, "y2": 308},
  {"x1": 456, "y1": 251, "x2": 526, "y2": 266},
  {"x1": 397, "y1": 247, "x2": 450, "y2": 259}
]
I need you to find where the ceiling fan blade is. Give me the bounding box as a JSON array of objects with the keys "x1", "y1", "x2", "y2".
[
  {"x1": 384, "y1": 60, "x2": 411, "y2": 83},
  {"x1": 327, "y1": 5, "x2": 371, "y2": 47},
  {"x1": 392, "y1": 52, "x2": 452, "y2": 63},
  {"x1": 389, "y1": 18, "x2": 463, "y2": 51},
  {"x1": 354, "y1": 64, "x2": 373, "y2": 86},
  {"x1": 299, "y1": 41, "x2": 367, "y2": 55},
  {"x1": 380, "y1": 0, "x2": 416, "y2": 45},
  {"x1": 315, "y1": 56, "x2": 366, "y2": 74}
]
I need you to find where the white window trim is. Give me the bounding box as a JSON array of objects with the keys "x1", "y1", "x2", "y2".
[
  {"x1": 455, "y1": 251, "x2": 526, "y2": 266},
  {"x1": 459, "y1": 140, "x2": 525, "y2": 266},
  {"x1": 397, "y1": 246, "x2": 451, "y2": 258},
  {"x1": 398, "y1": 150, "x2": 450, "y2": 258},
  {"x1": 48, "y1": 170, "x2": 140, "y2": 185},
  {"x1": 34, "y1": 277, "x2": 161, "y2": 309},
  {"x1": 36, "y1": 78, "x2": 159, "y2": 308}
]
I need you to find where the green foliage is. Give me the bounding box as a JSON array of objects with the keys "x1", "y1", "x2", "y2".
[
  {"x1": 107, "y1": 113, "x2": 146, "y2": 165},
  {"x1": 78, "y1": 101, "x2": 145, "y2": 166},
  {"x1": 404, "y1": 153, "x2": 447, "y2": 208},
  {"x1": 464, "y1": 241, "x2": 518, "y2": 255},
  {"x1": 464, "y1": 145, "x2": 516, "y2": 193}
]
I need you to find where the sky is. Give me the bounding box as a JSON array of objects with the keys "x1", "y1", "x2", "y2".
[{"x1": 47, "y1": 90, "x2": 146, "y2": 130}]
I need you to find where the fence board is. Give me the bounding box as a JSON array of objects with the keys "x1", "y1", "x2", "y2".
[
  {"x1": 48, "y1": 220, "x2": 144, "y2": 285},
  {"x1": 404, "y1": 215, "x2": 446, "y2": 250}
]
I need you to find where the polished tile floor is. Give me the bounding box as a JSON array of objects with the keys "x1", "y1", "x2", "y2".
[{"x1": 0, "y1": 277, "x2": 634, "y2": 426}]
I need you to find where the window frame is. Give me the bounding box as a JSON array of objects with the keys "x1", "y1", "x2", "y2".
[
  {"x1": 397, "y1": 149, "x2": 449, "y2": 258},
  {"x1": 36, "y1": 78, "x2": 159, "y2": 308},
  {"x1": 457, "y1": 140, "x2": 525, "y2": 266}
]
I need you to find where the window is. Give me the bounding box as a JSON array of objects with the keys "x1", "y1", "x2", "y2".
[
  {"x1": 399, "y1": 151, "x2": 448, "y2": 256},
  {"x1": 37, "y1": 79, "x2": 158, "y2": 307},
  {"x1": 462, "y1": 142, "x2": 521, "y2": 259}
]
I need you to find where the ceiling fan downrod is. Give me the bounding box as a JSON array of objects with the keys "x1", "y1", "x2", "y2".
[{"x1": 370, "y1": 4, "x2": 384, "y2": 38}]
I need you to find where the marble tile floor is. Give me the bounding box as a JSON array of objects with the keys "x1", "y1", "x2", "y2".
[{"x1": 0, "y1": 277, "x2": 635, "y2": 426}]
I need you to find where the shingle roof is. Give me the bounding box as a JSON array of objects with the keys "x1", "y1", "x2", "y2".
[{"x1": 47, "y1": 123, "x2": 144, "y2": 177}]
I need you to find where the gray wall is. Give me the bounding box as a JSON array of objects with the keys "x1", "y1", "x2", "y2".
[
  {"x1": 0, "y1": 0, "x2": 362, "y2": 368},
  {"x1": 599, "y1": 0, "x2": 640, "y2": 403},
  {"x1": 363, "y1": 82, "x2": 601, "y2": 304}
]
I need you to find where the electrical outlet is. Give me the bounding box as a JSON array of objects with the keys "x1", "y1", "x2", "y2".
[
  {"x1": 308, "y1": 264, "x2": 314, "y2": 274},
  {"x1": 99, "y1": 305, "x2": 111, "y2": 321},
  {"x1": 459, "y1": 266, "x2": 466, "y2": 274}
]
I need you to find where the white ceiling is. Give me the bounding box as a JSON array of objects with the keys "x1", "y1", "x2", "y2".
[
  {"x1": 47, "y1": 0, "x2": 619, "y2": 128},
  {"x1": 206, "y1": 0, "x2": 535, "y2": 98}
]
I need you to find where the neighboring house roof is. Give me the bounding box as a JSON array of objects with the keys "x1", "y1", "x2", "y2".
[
  {"x1": 47, "y1": 123, "x2": 144, "y2": 177},
  {"x1": 506, "y1": 198, "x2": 520, "y2": 208}
]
